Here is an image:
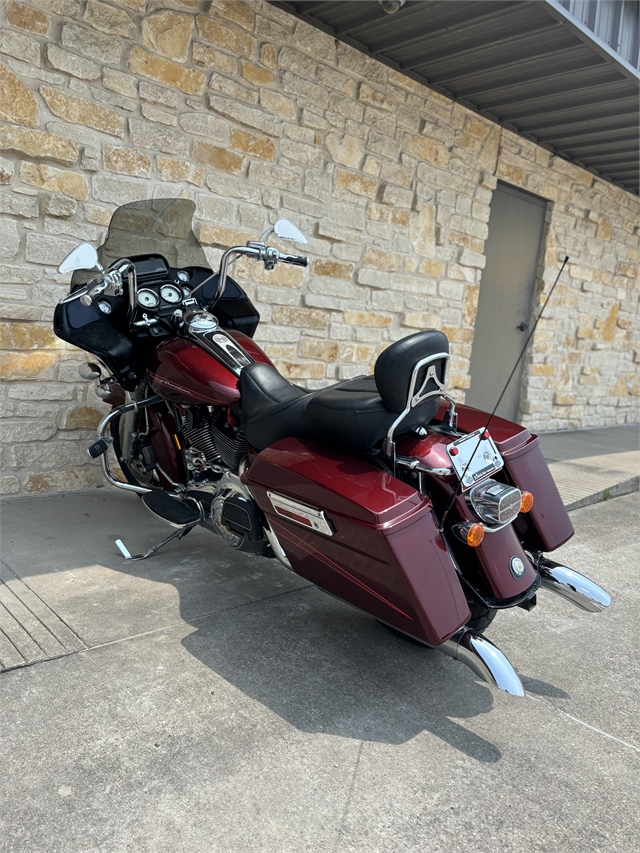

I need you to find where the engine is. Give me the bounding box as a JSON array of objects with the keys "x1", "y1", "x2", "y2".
[{"x1": 180, "y1": 406, "x2": 248, "y2": 473}]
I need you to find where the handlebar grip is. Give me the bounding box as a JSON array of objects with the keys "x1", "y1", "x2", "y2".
[
  {"x1": 280, "y1": 253, "x2": 308, "y2": 267},
  {"x1": 80, "y1": 277, "x2": 107, "y2": 306}
]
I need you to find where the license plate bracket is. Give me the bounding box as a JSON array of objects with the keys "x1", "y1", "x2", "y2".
[{"x1": 446, "y1": 428, "x2": 503, "y2": 490}]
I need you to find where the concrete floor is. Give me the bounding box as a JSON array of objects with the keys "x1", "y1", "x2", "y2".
[{"x1": 1, "y1": 488, "x2": 639, "y2": 853}]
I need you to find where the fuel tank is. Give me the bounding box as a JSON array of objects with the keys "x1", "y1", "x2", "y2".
[{"x1": 148, "y1": 330, "x2": 272, "y2": 406}]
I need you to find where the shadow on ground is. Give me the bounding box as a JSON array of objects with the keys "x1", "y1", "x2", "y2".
[{"x1": 0, "y1": 489, "x2": 517, "y2": 763}]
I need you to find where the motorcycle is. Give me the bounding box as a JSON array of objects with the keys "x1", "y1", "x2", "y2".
[{"x1": 53, "y1": 197, "x2": 610, "y2": 697}]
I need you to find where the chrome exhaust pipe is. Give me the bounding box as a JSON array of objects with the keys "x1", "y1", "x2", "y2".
[
  {"x1": 437, "y1": 628, "x2": 525, "y2": 697},
  {"x1": 538, "y1": 559, "x2": 610, "y2": 612}
]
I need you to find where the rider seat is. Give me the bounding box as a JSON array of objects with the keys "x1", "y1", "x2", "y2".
[{"x1": 240, "y1": 329, "x2": 449, "y2": 453}]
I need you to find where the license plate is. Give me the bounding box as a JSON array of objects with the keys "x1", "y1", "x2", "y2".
[{"x1": 446, "y1": 428, "x2": 503, "y2": 490}]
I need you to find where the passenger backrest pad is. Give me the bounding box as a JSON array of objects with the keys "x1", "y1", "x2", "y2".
[{"x1": 374, "y1": 330, "x2": 450, "y2": 413}]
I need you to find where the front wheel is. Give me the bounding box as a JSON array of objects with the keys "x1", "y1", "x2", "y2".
[{"x1": 110, "y1": 407, "x2": 159, "y2": 490}]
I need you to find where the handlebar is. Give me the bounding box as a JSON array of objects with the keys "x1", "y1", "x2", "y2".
[
  {"x1": 200, "y1": 242, "x2": 309, "y2": 310},
  {"x1": 68, "y1": 244, "x2": 307, "y2": 319},
  {"x1": 279, "y1": 253, "x2": 308, "y2": 267}
]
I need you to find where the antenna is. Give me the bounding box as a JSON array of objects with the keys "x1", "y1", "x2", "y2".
[{"x1": 439, "y1": 255, "x2": 570, "y2": 531}]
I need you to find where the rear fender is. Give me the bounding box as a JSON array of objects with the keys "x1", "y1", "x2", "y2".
[{"x1": 449, "y1": 494, "x2": 538, "y2": 600}]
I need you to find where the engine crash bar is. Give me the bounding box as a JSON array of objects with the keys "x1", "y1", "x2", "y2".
[{"x1": 95, "y1": 396, "x2": 163, "y2": 494}]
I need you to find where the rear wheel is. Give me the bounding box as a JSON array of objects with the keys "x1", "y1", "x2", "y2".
[{"x1": 465, "y1": 602, "x2": 497, "y2": 633}]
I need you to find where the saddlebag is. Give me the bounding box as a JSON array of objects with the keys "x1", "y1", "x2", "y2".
[{"x1": 243, "y1": 437, "x2": 471, "y2": 645}]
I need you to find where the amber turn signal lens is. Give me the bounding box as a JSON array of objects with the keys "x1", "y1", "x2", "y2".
[
  {"x1": 466, "y1": 523, "x2": 485, "y2": 547},
  {"x1": 520, "y1": 491, "x2": 534, "y2": 513}
]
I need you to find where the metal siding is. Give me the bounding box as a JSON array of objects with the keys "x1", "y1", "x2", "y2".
[
  {"x1": 561, "y1": 0, "x2": 639, "y2": 66},
  {"x1": 465, "y1": 184, "x2": 547, "y2": 422}
]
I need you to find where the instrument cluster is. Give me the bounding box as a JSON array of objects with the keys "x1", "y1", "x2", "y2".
[{"x1": 136, "y1": 270, "x2": 193, "y2": 312}]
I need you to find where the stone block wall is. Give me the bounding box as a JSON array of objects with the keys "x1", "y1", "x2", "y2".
[{"x1": 0, "y1": 0, "x2": 638, "y2": 496}]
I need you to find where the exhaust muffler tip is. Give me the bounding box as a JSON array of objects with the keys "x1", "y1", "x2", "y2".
[
  {"x1": 438, "y1": 628, "x2": 525, "y2": 697},
  {"x1": 538, "y1": 559, "x2": 611, "y2": 613}
]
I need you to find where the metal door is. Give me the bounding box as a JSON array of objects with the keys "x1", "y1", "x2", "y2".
[{"x1": 465, "y1": 182, "x2": 547, "y2": 421}]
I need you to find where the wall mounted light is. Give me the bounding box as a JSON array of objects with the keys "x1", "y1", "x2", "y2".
[{"x1": 379, "y1": 0, "x2": 406, "y2": 14}]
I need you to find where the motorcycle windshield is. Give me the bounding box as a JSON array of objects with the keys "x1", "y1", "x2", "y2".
[{"x1": 71, "y1": 198, "x2": 210, "y2": 286}]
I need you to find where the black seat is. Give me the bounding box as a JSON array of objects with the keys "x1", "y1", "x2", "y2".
[
  {"x1": 239, "y1": 361, "x2": 312, "y2": 451},
  {"x1": 240, "y1": 330, "x2": 449, "y2": 453}
]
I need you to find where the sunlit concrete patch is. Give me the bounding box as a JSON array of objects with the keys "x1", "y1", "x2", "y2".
[
  {"x1": 548, "y1": 449, "x2": 640, "y2": 509},
  {"x1": 0, "y1": 490, "x2": 310, "y2": 649}
]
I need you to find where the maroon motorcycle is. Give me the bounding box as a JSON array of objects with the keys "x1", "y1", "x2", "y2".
[{"x1": 53, "y1": 198, "x2": 610, "y2": 697}]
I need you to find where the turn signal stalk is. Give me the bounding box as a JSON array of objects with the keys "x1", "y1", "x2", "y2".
[{"x1": 453, "y1": 522, "x2": 485, "y2": 547}]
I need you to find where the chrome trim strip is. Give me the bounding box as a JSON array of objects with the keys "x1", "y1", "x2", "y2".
[
  {"x1": 267, "y1": 491, "x2": 334, "y2": 537},
  {"x1": 538, "y1": 559, "x2": 611, "y2": 612},
  {"x1": 436, "y1": 627, "x2": 525, "y2": 697}
]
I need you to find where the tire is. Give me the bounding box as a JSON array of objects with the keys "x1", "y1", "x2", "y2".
[
  {"x1": 465, "y1": 602, "x2": 497, "y2": 633},
  {"x1": 110, "y1": 409, "x2": 157, "y2": 490}
]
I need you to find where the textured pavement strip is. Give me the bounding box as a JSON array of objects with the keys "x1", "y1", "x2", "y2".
[
  {"x1": 0, "y1": 560, "x2": 86, "y2": 673},
  {"x1": 548, "y1": 449, "x2": 640, "y2": 510}
]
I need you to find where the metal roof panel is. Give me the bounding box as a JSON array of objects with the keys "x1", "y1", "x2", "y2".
[{"x1": 274, "y1": 0, "x2": 639, "y2": 194}]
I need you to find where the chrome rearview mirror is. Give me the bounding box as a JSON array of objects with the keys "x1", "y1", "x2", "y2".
[
  {"x1": 274, "y1": 219, "x2": 308, "y2": 244},
  {"x1": 58, "y1": 242, "x2": 103, "y2": 275},
  {"x1": 260, "y1": 219, "x2": 308, "y2": 245}
]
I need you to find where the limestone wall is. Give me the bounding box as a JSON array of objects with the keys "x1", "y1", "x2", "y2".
[{"x1": 1, "y1": 0, "x2": 638, "y2": 496}]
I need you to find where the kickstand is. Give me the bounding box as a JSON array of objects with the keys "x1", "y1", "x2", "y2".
[{"x1": 115, "y1": 523, "x2": 196, "y2": 562}]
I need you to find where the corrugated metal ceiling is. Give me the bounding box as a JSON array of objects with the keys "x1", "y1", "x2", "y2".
[{"x1": 273, "y1": 0, "x2": 639, "y2": 195}]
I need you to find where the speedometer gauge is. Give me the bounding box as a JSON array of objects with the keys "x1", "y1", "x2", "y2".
[
  {"x1": 137, "y1": 288, "x2": 159, "y2": 309},
  {"x1": 160, "y1": 284, "x2": 182, "y2": 304}
]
